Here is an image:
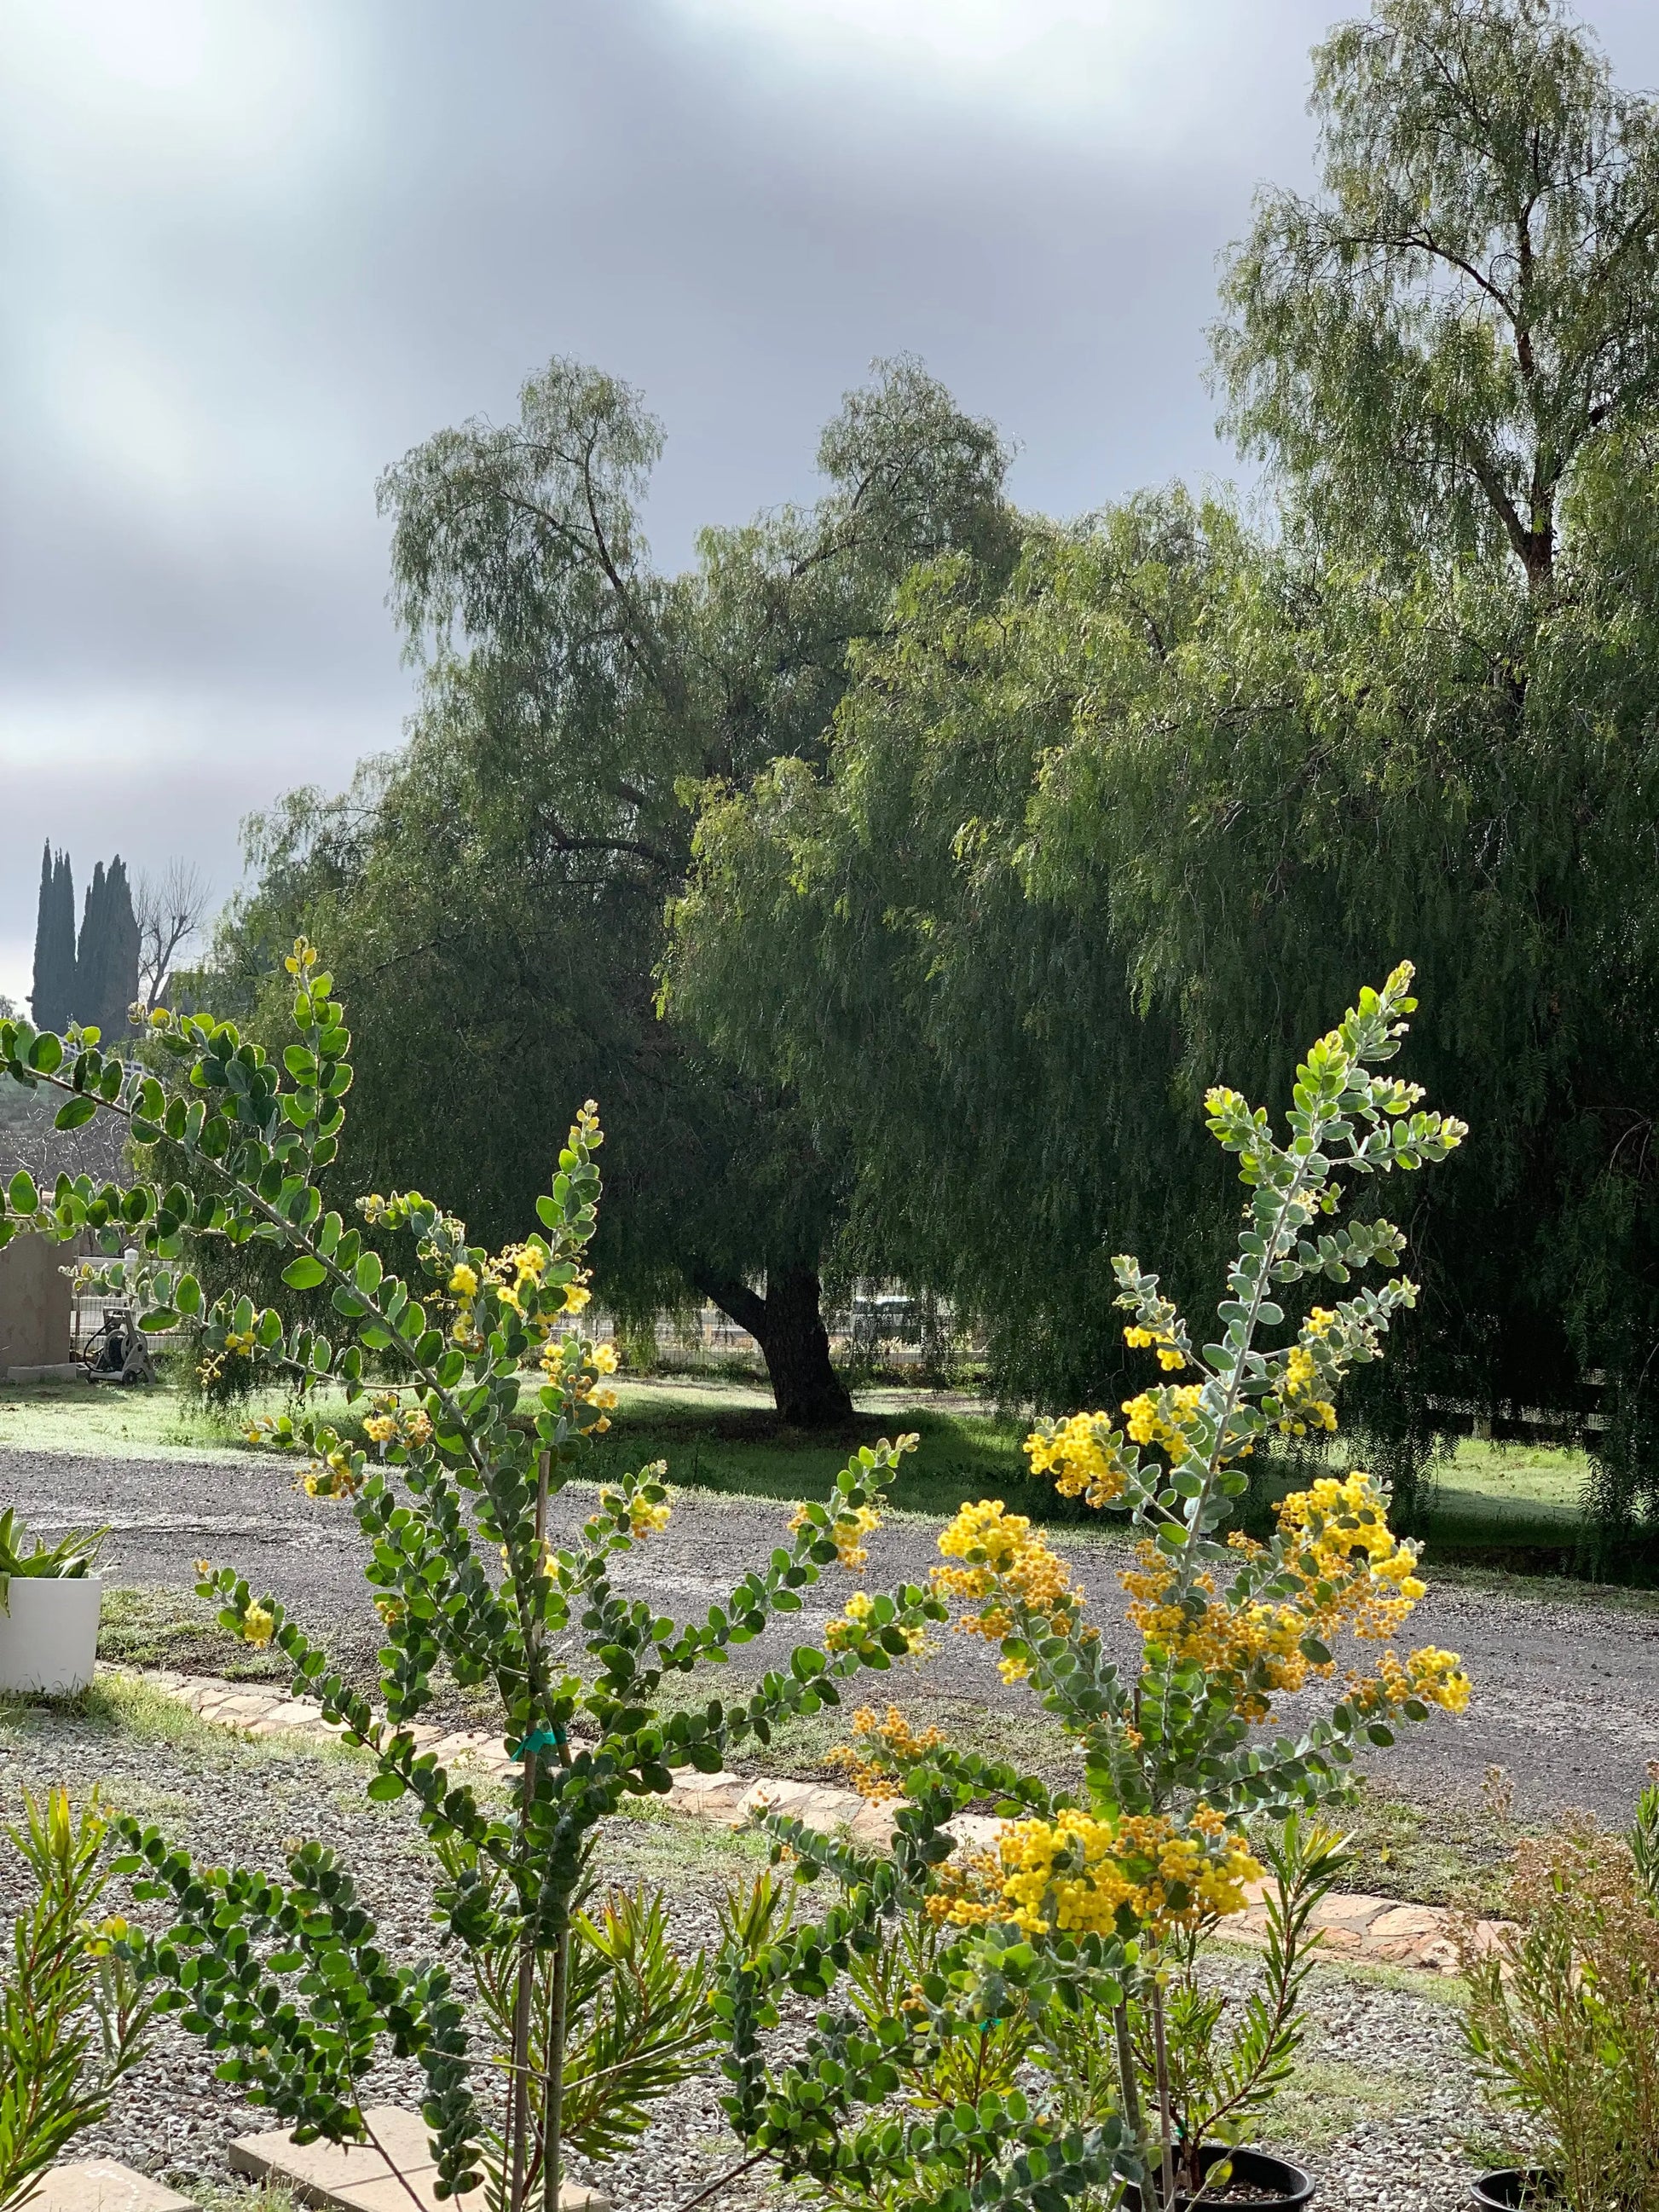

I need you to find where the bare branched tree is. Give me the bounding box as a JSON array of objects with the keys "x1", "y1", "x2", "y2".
[{"x1": 134, "y1": 859, "x2": 211, "y2": 1008}]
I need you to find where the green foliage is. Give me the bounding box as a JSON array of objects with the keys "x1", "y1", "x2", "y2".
[
  {"x1": 672, "y1": 458, "x2": 1659, "y2": 1521},
  {"x1": 1212, "y1": 0, "x2": 1659, "y2": 586},
  {"x1": 463, "y1": 1882, "x2": 709, "y2": 2180},
  {"x1": 668, "y1": 498, "x2": 1225, "y2": 1420},
  {"x1": 712, "y1": 1825, "x2": 1133, "y2": 2212},
  {"x1": 0, "y1": 1787, "x2": 152, "y2": 2212},
  {"x1": 0, "y1": 1508, "x2": 104, "y2": 1608},
  {"x1": 30, "y1": 848, "x2": 75, "y2": 1037},
  {"x1": 1461, "y1": 1779, "x2": 1659, "y2": 2212},
  {"x1": 710, "y1": 976, "x2": 1470, "y2": 2211},
  {"x1": 0, "y1": 947, "x2": 948, "y2": 2212},
  {"x1": 214, "y1": 355, "x2": 1016, "y2": 1424},
  {"x1": 1130, "y1": 1819, "x2": 1350, "y2": 2193}
]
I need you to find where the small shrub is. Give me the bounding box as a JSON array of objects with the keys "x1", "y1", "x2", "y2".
[
  {"x1": 712, "y1": 964, "x2": 1472, "y2": 2209},
  {"x1": 0, "y1": 944, "x2": 945, "y2": 2212},
  {"x1": 0, "y1": 1787, "x2": 152, "y2": 2212},
  {"x1": 1461, "y1": 1778, "x2": 1659, "y2": 2211}
]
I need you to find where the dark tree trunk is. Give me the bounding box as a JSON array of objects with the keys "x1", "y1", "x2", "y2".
[{"x1": 697, "y1": 1265, "x2": 853, "y2": 1428}]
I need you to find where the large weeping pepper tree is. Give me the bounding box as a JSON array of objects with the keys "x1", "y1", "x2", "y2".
[{"x1": 0, "y1": 941, "x2": 946, "y2": 2212}]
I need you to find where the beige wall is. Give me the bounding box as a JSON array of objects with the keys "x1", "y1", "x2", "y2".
[{"x1": 0, "y1": 1236, "x2": 73, "y2": 1370}]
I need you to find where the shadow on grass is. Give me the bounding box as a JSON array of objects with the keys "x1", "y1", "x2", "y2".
[{"x1": 581, "y1": 1403, "x2": 1093, "y2": 1525}]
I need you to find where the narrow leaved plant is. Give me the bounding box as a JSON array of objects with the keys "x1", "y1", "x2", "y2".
[{"x1": 0, "y1": 942, "x2": 945, "y2": 2212}]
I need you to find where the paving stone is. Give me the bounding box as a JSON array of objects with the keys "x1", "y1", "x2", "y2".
[
  {"x1": 338, "y1": 2179, "x2": 606, "y2": 2212},
  {"x1": 209, "y1": 1694, "x2": 287, "y2": 1724},
  {"x1": 231, "y1": 2109, "x2": 608, "y2": 2212},
  {"x1": 1413, "y1": 1935, "x2": 1462, "y2": 1973},
  {"x1": 246, "y1": 1701, "x2": 327, "y2": 1736},
  {"x1": 35, "y1": 2160, "x2": 194, "y2": 2212},
  {"x1": 741, "y1": 1776, "x2": 813, "y2": 1813},
  {"x1": 183, "y1": 1684, "x2": 238, "y2": 1711},
  {"x1": 945, "y1": 1813, "x2": 1002, "y2": 1852},
  {"x1": 139, "y1": 1666, "x2": 1491, "y2": 1979},
  {"x1": 784, "y1": 1787, "x2": 855, "y2": 1830},
  {"x1": 1312, "y1": 1925, "x2": 1367, "y2": 1953},
  {"x1": 1367, "y1": 1903, "x2": 1446, "y2": 1941},
  {"x1": 1309, "y1": 1891, "x2": 1393, "y2": 1930},
  {"x1": 426, "y1": 1730, "x2": 502, "y2": 1765},
  {"x1": 848, "y1": 1801, "x2": 899, "y2": 1848},
  {"x1": 230, "y1": 2112, "x2": 418, "y2": 2198}
]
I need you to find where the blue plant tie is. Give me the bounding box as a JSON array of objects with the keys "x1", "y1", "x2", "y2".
[{"x1": 510, "y1": 1724, "x2": 568, "y2": 1760}]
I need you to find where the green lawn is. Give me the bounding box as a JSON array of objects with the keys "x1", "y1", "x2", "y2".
[
  {"x1": 1427, "y1": 1436, "x2": 1589, "y2": 1537},
  {"x1": 3, "y1": 1371, "x2": 1637, "y2": 1571},
  {"x1": 585, "y1": 1390, "x2": 1043, "y2": 1520},
  {"x1": 0, "y1": 1372, "x2": 275, "y2": 1458},
  {"x1": 0, "y1": 1372, "x2": 1044, "y2": 1517}
]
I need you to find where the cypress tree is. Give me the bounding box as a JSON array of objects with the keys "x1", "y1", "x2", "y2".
[
  {"x1": 101, "y1": 858, "x2": 140, "y2": 1037},
  {"x1": 73, "y1": 857, "x2": 140, "y2": 1038},
  {"x1": 29, "y1": 844, "x2": 76, "y2": 1031}
]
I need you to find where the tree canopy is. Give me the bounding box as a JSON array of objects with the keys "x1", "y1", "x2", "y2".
[
  {"x1": 220, "y1": 356, "x2": 1015, "y2": 1423},
  {"x1": 668, "y1": 0, "x2": 1659, "y2": 1524},
  {"x1": 1213, "y1": 0, "x2": 1659, "y2": 586}
]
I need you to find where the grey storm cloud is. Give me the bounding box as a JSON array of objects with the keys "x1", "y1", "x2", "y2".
[{"x1": 4, "y1": 0, "x2": 1659, "y2": 1002}]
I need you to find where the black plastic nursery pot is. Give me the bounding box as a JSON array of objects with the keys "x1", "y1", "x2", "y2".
[
  {"x1": 1128, "y1": 2145, "x2": 1315, "y2": 2211},
  {"x1": 1470, "y1": 2171, "x2": 1562, "y2": 2212}
]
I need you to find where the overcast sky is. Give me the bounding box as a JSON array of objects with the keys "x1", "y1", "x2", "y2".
[{"x1": 4, "y1": 0, "x2": 1658, "y2": 1009}]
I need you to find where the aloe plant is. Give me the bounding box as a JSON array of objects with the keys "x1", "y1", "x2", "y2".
[{"x1": 0, "y1": 1510, "x2": 104, "y2": 1613}]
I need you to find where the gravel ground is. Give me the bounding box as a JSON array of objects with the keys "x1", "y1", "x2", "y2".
[
  {"x1": 0, "y1": 1684, "x2": 781, "y2": 2212},
  {"x1": 0, "y1": 1689, "x2": 1509, "y2": 2212},
  {"x1": 10, "y1": 1441, "x2": 1659, "y2": 1824}
]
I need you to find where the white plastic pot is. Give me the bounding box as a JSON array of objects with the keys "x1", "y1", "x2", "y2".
[{"x1": 0, "y1": 1575, "x2": 102, "y2": 1695}]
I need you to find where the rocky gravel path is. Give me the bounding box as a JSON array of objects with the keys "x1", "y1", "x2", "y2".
[{"x1": 8, "y1": 1441, "x2": 1657, "y2": 1822}]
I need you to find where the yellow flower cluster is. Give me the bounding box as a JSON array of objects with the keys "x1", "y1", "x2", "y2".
[
  {"x1": 997, "y1": 1808, "x2": 1263, "y2": 1938},
  {"x1": 1124, "y1": 1324, "x2": 1187, "y2": 1372},
  {"x1": 1275, "y1": 1471, "x2": 1426, "y2": 1637},
  {"x1": 824, "y1": 1591, "x2": 926, "y2": 1657},
  {"x1": 1361, "y1": 1644, "x2": 1472, "y2": 1717},
  {"x1": 628, "y1": 1496, "x2": 672, "y2": 1540},
  {"x1": 242, "y1": 1601, "x2": 275, "y2": 1649},
  {"x1": 302, "y1": 1447, "x2": 363, "y2": 1499},
  {"x1": 1122, "y1": 1545, "x2": 1317, "y2": 1721},
  {"x1": 925, "y1": 1848, "x2": 1004, "y2": 1927},
  {"x1": 827, "y1": 1704, "x2": 948, "y2": 1801},
  {"x1": 1275, "y1": 1345, "x2": 1338, "y2": 1436},
  {"x1": 362, "y1": 1396, "x2": 435, "y2": 1451},
  {"x1": 444, "y1": 1237, "x2": 590, "y2": 1351},
  {"x1": 223, "y1": 1329, "x2": 257, "y2": 1359},
  {"x1": 1121, "y1": 1470, "x2": 1438, "y2": 1722},
  {"x1": 1121, "y1": 1384, "x2": 1205, "y2": 1459},
  {"x1": 1023, "y1": 1413, "x2": 1133, "y2": 1510},
  {"x1": 85, "y1": 1914, "x2": 130, "y2": 1958},
  {"x1": 789, "y1": 1499, "x2": 884, "y2": 1570},
  {"x1": 933, "y1": 1500, "x2": 1084, "y2": 1668},
  {"x1": 488, "y1": 1241, "x2": 548, "y2": 1321}
]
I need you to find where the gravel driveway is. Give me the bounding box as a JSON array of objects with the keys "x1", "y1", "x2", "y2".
[{"x1": 8, "y1": 1441, "x2": 1656, "y2": 1823}]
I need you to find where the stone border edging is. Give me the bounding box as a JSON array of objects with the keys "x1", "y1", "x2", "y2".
[{"x1": 126, "y1": 1666, "x2": 1495, "y2": 1975}]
